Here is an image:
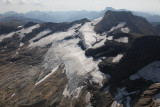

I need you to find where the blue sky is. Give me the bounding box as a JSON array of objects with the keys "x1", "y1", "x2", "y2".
[{"x1": 0, "y1": 0, "x2": 160, "y2": 14}]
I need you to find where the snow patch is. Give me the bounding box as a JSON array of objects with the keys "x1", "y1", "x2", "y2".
[
  {"x1": 111, "y1": 101, "x2": 121, "y2": 107},
  {"x1": 85, "y1": 92, "x2": 92, "y2": 107},
  {"x1": 29, "y1": 29, "x2": 51, "y2": 43},
  {"x1": 90, "y1": 72, "x2": 104, "y2": 86},
  {"x1": 0, "y1": 32, "x2": 15, "y2": 42},
  {"x1": 109, "y1": 22, "x2": 126, "y2": 33},
  {"x1": 106, "y1": 36, "x2": 113, "y2": 41},
  {"x1": 19, "y1": 24, "x2": 40, "y2": 35},
  {"x1": 112, "y1": 54, "x2": 123, "y2": 63},
  {"x1": 114, "y1": 37, "x2": 128, "y2": 43},
  {"x1": 85, "y1": 92, "x2": 91, "y2": 103},
  {"x1": 79, "y1": 16, "x2": 106, "y2": 49},
  {"x1": 92, "y1": 37, "x2": 106, "y2": 49},
  {"x1": 137, "y1": 61, "x2": 160, "y2": 82},
  {"x1": 92, "y1": 16, "x2": 103, "y2": 26},
  {"x1": 74, "y1": 86, "x2": 84, "y2": 98},
  {"x1": 17, "y1": 26, "x2": 23, "y2": 28},
  {"x1": 12, "y1": 51, "x2": 19, "y2": 58},
  {"x1": 35, "y1": 66, "x2": 58, "y2": 85},
  {"x1": 18, "y1": 24, "x2": 40, "y2": 39},
  {"x1": 20, "y1": 43, "x2": 24, "y2": 47},
  {"x1": 79, "y1": 22, "x2": 98, "y2": 48},
  {"x1": 11, "y1": 93, "x2": 15, "y2": 98},
  {"x1": 63, "y1": 85, "x2": 84, "y2": 98},
  {"x1": 121, "y1": 27, "x2": 130, "y2": 33},
  {"x1": 63, "y1": 85, "x2": 71, "y2": 97}
]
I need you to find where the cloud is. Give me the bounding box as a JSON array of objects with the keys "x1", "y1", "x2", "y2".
[
  {"x1": 1, "y1": 0, "x2": 42, "y2": 5},
  {"x1": 1, "y1": 0, "x2": 15, "y2": 4},
  {"x1": 20, "y1": 0, "x2": 42, "y2": 4},
  {"x1": 0, "y1": 0, "x2": 159, "y2": 14}
]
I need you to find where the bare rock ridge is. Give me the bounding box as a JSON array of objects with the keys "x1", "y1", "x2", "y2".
[{"x1": 0, "y1": 11, "x2": 160, "y2": 107}]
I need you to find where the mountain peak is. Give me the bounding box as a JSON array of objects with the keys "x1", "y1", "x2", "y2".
[
  {"x1": 104, "y1": 7, "x2": 116, "y2": 11},
  {"x1": 94, "y1": 11, "x2": 156, "y2": 35}
]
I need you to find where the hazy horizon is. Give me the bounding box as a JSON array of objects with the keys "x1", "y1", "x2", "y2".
[{"x1": 0, "y1": 0, "x2": 160, "y2": 15}]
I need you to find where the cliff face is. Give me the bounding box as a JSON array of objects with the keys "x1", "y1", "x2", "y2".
[{"x1": 0, "y1": 11, "x2": 160, "y2": 107}]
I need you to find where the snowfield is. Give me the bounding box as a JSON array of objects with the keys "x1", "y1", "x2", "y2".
[
  {"x1": 27, "y1": 17, "x2": 133, "y2": 98},
  {"x1": 112, "y1": 54, "x2": 123, "y2": 63},
  {"x1": 29, "y1": 22, "x2": 105, "y2": 98},
  {"x1": 114, "y1": 37, "x2": 128, "y2": 43},
  {"x1": 79, "y1": 16, "x2": 106, "y2": 49}
]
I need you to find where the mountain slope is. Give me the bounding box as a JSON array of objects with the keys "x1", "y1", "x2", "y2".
[
  {"x1": 0, "y1": 12, "x2": 160, "y2": 107},
  {"x1": 0, "y1": 18, "x2": 106, "y2": 107}
]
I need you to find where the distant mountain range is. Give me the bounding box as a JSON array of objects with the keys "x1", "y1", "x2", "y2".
[{"x1": 0, "y1": 7, "x2": 160, "y2": 23}]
